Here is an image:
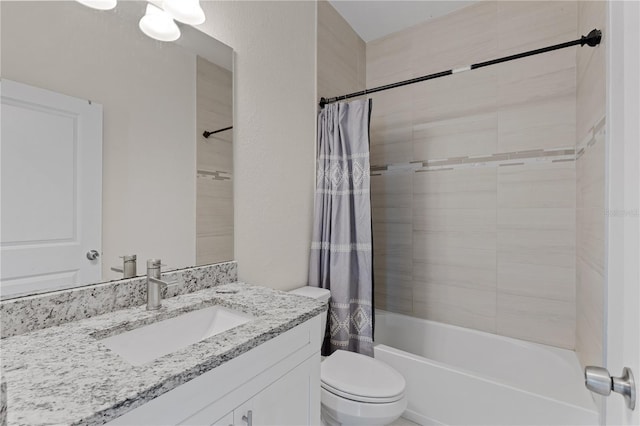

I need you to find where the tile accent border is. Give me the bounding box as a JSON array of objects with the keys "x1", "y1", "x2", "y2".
[
  {"x1": 371, "y1": 147, "x2": 576, "y2": 176},
  {"x1": 0, "y1": 261, "x2": 237, "y2": 338},
  {"x1": 576, "y1": 115, "x2": 606, "y2": 160},
  {"x1": 197, "y1": 169, "x2": 233, "y2": 181}
]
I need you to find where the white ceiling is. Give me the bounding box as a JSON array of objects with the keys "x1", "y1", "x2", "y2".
[{"x1": 328, "y1": 0, "x2": 476, "y2": 42}]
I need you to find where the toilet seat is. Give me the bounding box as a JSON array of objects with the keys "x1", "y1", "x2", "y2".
[
  {"x1": 321, "y1": 381, "x2": 404, "y2": 403},
  {"x1": 321, "y1": 350, "x2": 406, "y2": 403}
]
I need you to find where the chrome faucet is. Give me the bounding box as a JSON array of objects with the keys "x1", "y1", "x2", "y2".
[
  {"x1": 111, "y1": 254, "x2": 137, "y2": 279},
  {"x1": 146, "y1": 259, "x2": 171, "y2": 310}
]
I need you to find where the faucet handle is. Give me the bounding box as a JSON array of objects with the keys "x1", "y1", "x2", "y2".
[
  {"x1": 146, "y1": 259, "x2": 168, "y2": 269},
  {"x1": 147, "y1": 259, "x2": 162, "y2": 269},
  {"x1": 147, "y1": 276, "x2": 180, "y2": 290}
]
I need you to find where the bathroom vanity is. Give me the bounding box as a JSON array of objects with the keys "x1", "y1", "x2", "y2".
[
  {"x1": 0, "y1": 278, "x2": 325, "y2": 425},
  {"x1": 108, "y1": 315, "x2": 321, "y2": 426}
]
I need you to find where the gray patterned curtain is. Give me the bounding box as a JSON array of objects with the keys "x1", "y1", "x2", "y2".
[{"x1": 308, "y1": 99, "x2": 374, "y2": 357}]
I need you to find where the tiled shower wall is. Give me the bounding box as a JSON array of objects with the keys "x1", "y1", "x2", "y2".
[
  {"x1": 368, "y1": 1, "x2": 579, "y2": 349},
  {"x1": 317, "y1": 0, "x2": 366, "y2": 102},
  {"x1": 575, "y1": 1, "x2": 607, "y2": 369}
]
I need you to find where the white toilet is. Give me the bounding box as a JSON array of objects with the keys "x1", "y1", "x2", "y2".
[{"x1": 289, "y1": 286, "x2": 407, "y2": 426}]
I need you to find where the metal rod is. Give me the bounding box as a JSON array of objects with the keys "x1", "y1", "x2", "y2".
[
  {"x1": 319, "y1": 29, "x2": 602, "y2": 108},
  {"x1": 203, "y1": 126, "x2": 233, "y2": 138}
]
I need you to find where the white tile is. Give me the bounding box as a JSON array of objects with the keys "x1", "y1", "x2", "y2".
[
  {"x1": 413, "y1": 208, "x2": 496, "y2": 233},
  {"x1": 413, "y1": 225, "x2": 497, "y2": 292},
  {"x1": 410, "y1": 1, "x2": 498, "y2": 76},
  {"x1": 373, "y1": 223, "x2": 412, "y2": 257},
  {"x1": 412, "y1": 66, "x2": 498, "y2": 125},
  {"x1": 576, "y1": 1, "x2": 606, "y2": 141},
  {"x1": 497, "y1": 48, "x2": 576, "y2": 108},
  {"x1": 413, "y1": 281, "x2": 496, "y2": 333},
  {"x1": 373, "y1": 207, "x2": 412, "y2": 225},
  {"x1": 414, "y1": 258, "x2": 497, "y2": 292},
  {"x1": 414, "y1": 168, "x2": 497, "y2": 210},
  {"x1": 414, "y1": 230, "x2": 496, "y2": 252},
  {"x1": 497, "y1": 208, "x2": 575, "y2": 302},
  {"x1": 497, "y1": 1, "x2": 577, "y2": 55},
  {"x1": 371, "y1": 175, "x2": 413, "y2": 226},
  {"x1": 575, "y1": 258, "x2": 604, "y2": 367},
  {"x1": 575, "y1": 0, "x2": 606, "y2": 369},
  {"x1": 498, "y1": 162, "x2": 575, "y2": 209},
  {"x1": 497, "y1": 293, "x2": 575, "y2": 349},
  {"x1": 317, "y1": 0, "x2": 365, "y2": 98},
  {"x1": 374, "y1": 278, "x2": 413, "y2": 315},
  {"x1": 498, "y1": 249, "x2": 575, "y2": 270},
  {"x1": 498, "y1": 96, "x2": 575, "y2": 153},
  {"x1": 413, "y1": 113, "x2": 497, "y2": 160},
  {"x1": 578, "y1": 207, "x2": 605, "y2": 274},
  {"x1": 196, "y1": 235, "x2": 233, "y2": 265},
  {"x1": 497, "y1": 225, "x2": 575, "y2": 255},
  {"x1": 577, "y1": 132, "x2": 605, "y2": 208},
  {"x1": 498, "y1": 262, "x2": 575, "y2": 301},
  {"x1": 498, "y1": 207, "x2": 575, "y2": 231},
  {"x1": 367, "y1": 28, "x2": 413, "y2": 88}
]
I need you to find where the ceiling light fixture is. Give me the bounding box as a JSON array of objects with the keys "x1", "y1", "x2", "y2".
[
  {"x1": 139, "y1": 3, "x2": 181, "y2": 42},
  {"x1": 163, "y1": 0, "x2": 205, "y2": 25},
  {"x1": 75, "y1": 0, "x2": 117, "y2": 11}
]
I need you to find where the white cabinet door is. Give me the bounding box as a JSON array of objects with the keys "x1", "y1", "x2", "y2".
[
  {"x1": 233, "y1": 399, "x2": 253, "y2": 426},
  {"x1": 0, "y1": 79, "x2": 102, "y2": 297},
  {"x1": 235, "y1": 357, "x2": 314, "y2": 426},
  {"x1": 210, "y1": 411, "x2": 233, "y2": 426}
]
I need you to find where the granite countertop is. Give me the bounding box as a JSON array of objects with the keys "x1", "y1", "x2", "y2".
[{"x1": 1, "y1": 282, "x2": 326, "y2": 426}]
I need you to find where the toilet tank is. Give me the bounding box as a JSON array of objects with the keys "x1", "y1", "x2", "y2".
[{"x1": 288, "y1": 286, "x2": 331, "y2": 345}]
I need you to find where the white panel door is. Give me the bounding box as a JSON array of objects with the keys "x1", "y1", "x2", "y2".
[
  {"x1": 1, "y1": 79, "x2": 102, "y2": 297},
  {"x1": 606, "y1": 1, "x2": 639, "y2": 424}
]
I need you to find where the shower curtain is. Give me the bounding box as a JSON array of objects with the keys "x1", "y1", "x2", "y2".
[{"x1": 308, "y1": 98, "x2": 374, "y2": 357}]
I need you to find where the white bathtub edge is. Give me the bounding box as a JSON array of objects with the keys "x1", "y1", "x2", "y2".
[
  {"x1": 402, "y1": 408, "x2": 446, "y2": 426},
  {"x1": 374, "y1": 343, "x2": 599, "y2": 426}
]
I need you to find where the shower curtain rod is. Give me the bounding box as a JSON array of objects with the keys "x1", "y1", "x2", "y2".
[
  {"x1": 319, "y1": 28, "x2": 602, "y2": 108},
  {"x1": 203, "y1": 126, "x2": 233, "y2": 139}
]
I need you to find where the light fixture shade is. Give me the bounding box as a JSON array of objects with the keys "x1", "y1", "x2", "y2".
[
  {"x1": 76, "y1": 0, "x2": 117, "y2": 10},
  {"x1": 163, "y1": 0, "x2": 205, "y2": 25},
  {"x1": 139, "y1": 3, "x2": 181, "y2": 42}
]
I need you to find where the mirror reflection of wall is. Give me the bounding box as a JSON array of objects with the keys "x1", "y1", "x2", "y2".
[
  {"x1": 0, "y1": 1, "x2": 233, "y2": 299},
  {"x1": 196, "y1": 57, "x2": 234, "y2": 266}
]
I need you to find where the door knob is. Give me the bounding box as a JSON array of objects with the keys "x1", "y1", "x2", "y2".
[
  {"x1": 86, "y1": 250, "x2": 100, "y2": 260},
  {"x1": 585, "y1": 366, "x2": 636, "y2": 410}
]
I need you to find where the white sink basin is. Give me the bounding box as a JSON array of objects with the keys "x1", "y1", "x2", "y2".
[{"x1": 101, "y1": 306, "x2": 254, "y2": 366}]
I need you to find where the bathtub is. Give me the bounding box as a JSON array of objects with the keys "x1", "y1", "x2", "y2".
[{"x1": 373, "y1": 310, "x2": 599, "y2": 426}]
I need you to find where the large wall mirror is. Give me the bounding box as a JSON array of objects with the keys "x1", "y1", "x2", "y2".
[{"x1": 0, "y1": 1, "x2": 234, "y2": 299}]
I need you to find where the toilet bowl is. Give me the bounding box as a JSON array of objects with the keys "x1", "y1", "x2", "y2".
[{"x1": 289, "y1": 286, "x2": 407, "y2": 426}]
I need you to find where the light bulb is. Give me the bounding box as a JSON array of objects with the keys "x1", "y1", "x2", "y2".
[
  {"x1": 163, "y1": 0, "x2": 205, "y2": 25},
  {"x1": 76, "y1": 0, "x2": 117, "y2": 10},
  {"x1": 139, "y1": 3, "x2": 181, "y2": 42}
]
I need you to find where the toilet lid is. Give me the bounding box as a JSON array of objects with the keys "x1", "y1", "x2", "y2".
[{"x1": 321, "y1": 350, "x2": 405, "y2": 402}]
